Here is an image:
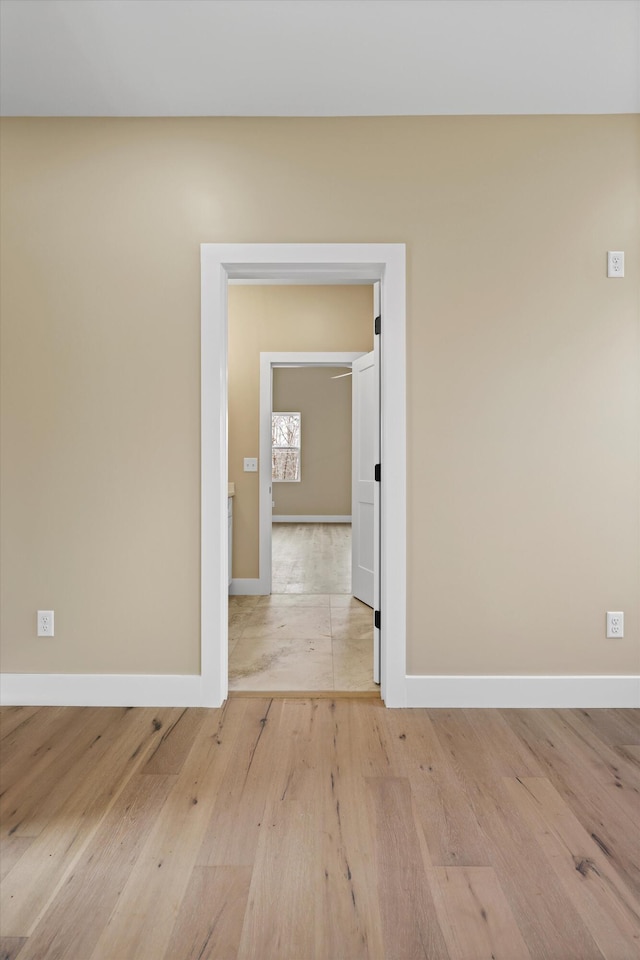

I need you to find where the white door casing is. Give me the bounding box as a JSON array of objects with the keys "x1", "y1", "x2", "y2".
[{"x1": 200, "y1": 243, "x2": 407, "y2": 707}]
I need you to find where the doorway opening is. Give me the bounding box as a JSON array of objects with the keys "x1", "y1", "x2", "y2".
[
  {"x1": 200, "y1": 244, "x2": 407, "y2": 708},
  {"x1": 269, "y1": 360, "x2": 359, "y2": 597},
  {"x1": 258, "y1": 350, "x2": 371, "y2": 597},
  {"x1": 227, "y1": 339, "x2": 377, "y2": 694}
]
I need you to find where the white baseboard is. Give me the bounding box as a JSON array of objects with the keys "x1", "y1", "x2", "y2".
[
  {"x1": 403, "y1": 675, "x2": 640, "y2": 708},
  {"x1": 229, "y1": 578, "x2": 269, "y2": 595},
  {"x1": 272, "y1": 515, "x2": 352, "y2": 523},
  {"x1": 3, "y1": 672, "x2": 637, "y2": 710},
  {"x1": 0, "y1": 673, "x2": 203, "y2": 708}
]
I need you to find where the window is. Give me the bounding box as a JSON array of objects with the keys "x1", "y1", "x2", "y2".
[{"x1": 272, "y1": 412, "x2": 301, "y2": 481}]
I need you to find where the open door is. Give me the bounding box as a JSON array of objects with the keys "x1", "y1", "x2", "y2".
[{"x1": 352, "y1": 283, "x2": 381, "y2": 682}]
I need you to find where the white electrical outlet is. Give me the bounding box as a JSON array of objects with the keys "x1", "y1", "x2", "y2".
[
  {"x1": 607, "y1": 252, "x2": 624, "y2": 278},
  {"x1": 243, "y1": 458, "x2": 258, "y2": 472},
  {"x1": 37, "y1": 610, "x2": 55, "y2": 637},
  {"x1": 606, "y1": 611, "x2": 624, "y2": 638}
]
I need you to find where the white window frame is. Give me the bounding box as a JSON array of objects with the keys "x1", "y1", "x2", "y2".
[{"x1": 272, "y1": 411, "x2": 301, "y2": 482}]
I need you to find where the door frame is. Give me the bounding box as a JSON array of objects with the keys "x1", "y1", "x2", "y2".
[
  {"x1": 200, "y1": 243, "x2": 406, "y2": 707},
  {"x1": 256, "y1": 352, "x2": 367, "y2": 596}
]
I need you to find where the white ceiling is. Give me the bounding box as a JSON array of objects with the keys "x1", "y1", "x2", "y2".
[{"x1": 1, "y1": 0, "x2": 638, "y2": 117}]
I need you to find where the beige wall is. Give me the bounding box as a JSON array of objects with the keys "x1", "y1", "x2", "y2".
[
  {"x1": 0, "y1": 116, "x2": 638, "y2": 677},
  {"x1": 272, "y1": 366, "x2": 354, "y2": 518},
  {"x1": 228, "y1": 286, "x2": 372, "y2": 578}
]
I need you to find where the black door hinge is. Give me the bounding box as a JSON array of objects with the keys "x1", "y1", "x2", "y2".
[
  {"x1": 374, "y1": 315, "x2": 381, "y2": 335},
  {"x1": 374, "y1": 463, "x2": 381, "y2": 482},
  {"x1": 374, "y1": 610, "x2": 381, "y2": 630}
]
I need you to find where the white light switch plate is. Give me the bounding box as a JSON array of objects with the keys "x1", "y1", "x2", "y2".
[{"x1": 244, "y1": 458, "x2": 258, "y2": 472}]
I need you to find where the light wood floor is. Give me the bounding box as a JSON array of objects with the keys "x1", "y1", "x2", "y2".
[
  {"x1": 272, "y1": 522, "x2": 351, "y2": 594},
  {"x1": 1, "y1": 702, "x2": 638, "y2": 959}
]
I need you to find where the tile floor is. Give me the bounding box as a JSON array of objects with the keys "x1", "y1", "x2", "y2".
[
  {"x1": 271, "y1": 522, "x2": 351, "y2": 594},
  {"x1": 228, "y1": 594, "x2": 377, "y2": 692},
  {"x1": 229, "y1": 523, "x2": 377, "y2": 693}
]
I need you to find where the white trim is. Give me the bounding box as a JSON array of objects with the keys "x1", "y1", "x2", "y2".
[
  {"x1": 0, "y1": 673, "x2": 202, "y2": 708},
  {"x1": 272, "y1": 515, "x2": 352, "y2": 523},
  {"x1": 229, "y1": 578, "x2": 269, "y2": 596},
  {"x1": 201, "y1": 244, "x2": 407, "y2": 708},
  {"x1": 403, "y1": 675, "x2": 640, "y2": 709},
  {"x1": 3, "y1": 673, "x2": 637, "y2": 710}
]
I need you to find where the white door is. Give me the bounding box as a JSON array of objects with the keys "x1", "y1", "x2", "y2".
[
  {"x1": 351, "y1": 351, "x2": 375, "y2": 607},
  {"x1": 352, "y1": 283, "x2": 381, "y2": 682}
]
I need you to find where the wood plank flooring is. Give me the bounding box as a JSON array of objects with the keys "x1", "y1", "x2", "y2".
[{"x1": 1, "y1": 702, "x2": 638, "y2": 959}]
